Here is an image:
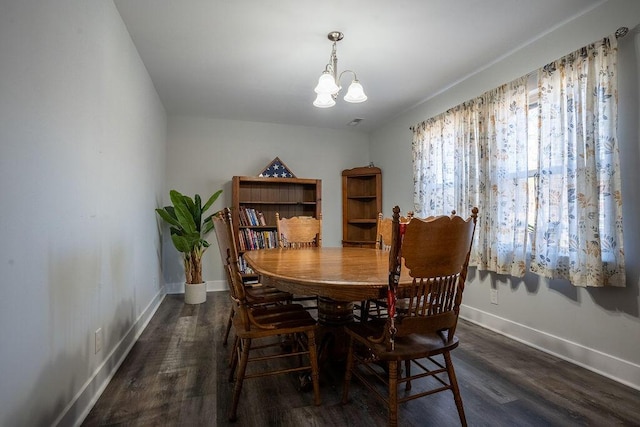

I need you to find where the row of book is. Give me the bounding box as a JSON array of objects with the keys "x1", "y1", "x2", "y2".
[
  {"x1": 237, "y1": 229, "x2": 279, "y2": 251},
  {"x1": 237, "y1": 255, "x2": 255, "y2": 276},
  {"x1": 238, "y1": 207, "x2": 267, "y2": 226}
]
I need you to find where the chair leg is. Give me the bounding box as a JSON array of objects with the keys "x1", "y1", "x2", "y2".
[
  {"x1": 228, "y1": 337, "x2": 251, "y2": 422},
  {"x1": 404, "y1": 360, "x2": 412, "y2": 390},
  {"x1": 361, "y1": 300, "x2": 370, "y2": 322},
  {"x1": 223, "y1": 306, "x2": 234, "y2": 346},
  {"x1": 228, "y1": 335, "x2": 239, "y2": 378},
  {"x1": 444, "y1": 351, "x2": 467, "y2": 427},
  {"x1": 341, "y1": 336, "x2": 355, "y2": 404},
  {"x1": 307, "y1": 330, "x2": 322, "y2": 406},
  {"x1": 388, "y1": 361, "x2": 399, "y2": 427}
]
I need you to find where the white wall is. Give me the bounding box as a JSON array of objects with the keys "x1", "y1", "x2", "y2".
[
  {"x1": 164, "y1": 116, "x2": 370, "y2": 292},
  {"x1": 0, "y1": 1, "x2": 167, "y2": 426},
  {"x1": 371, "y1": 0, "x2": 640, "y2": 389}
]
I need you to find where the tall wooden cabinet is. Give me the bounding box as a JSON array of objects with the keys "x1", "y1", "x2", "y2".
[
  {"x1": 232, "y1": 176, "x2": 322, "y2": 279},
  {"x1": 341, "y1": 166, "x2": 382, "y2": 247}
]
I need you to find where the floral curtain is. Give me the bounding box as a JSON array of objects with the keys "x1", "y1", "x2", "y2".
[
  {"x1": 412, "y1": 77, "x2": 529, "y2": 276},
  {"x1": 412, "y1": 32, "x2": 625, "y2": 287},
  {"x1": 530, "y1": 34, "x2": 625, "y2": 287}
]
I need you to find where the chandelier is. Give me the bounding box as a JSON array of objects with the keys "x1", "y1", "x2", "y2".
[{"x1": 313, "y1": 31, "x2": 367, "y2": 108}]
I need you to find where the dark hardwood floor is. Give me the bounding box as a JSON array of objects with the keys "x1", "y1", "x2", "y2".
[{"x1": 83, "y1": 293, "x2": 640, "y2": 426}]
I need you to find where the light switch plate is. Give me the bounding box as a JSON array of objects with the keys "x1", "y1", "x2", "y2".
[
  {"x1": 95, "y1": 328, "x2": 103, "y2": 354},
  {"x1": 490, "y1": 288, "x2": 498, "y2": 305}
]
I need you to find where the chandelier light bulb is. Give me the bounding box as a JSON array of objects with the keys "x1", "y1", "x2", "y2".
[
  {"x1": 314, "y1": 72, "x2": 340, "y2": 95},
  {"x1": 313, "y1": 92, "x2": 336, "y2": 108},
  {"x1": 344, "y1": 80, "x2": 367, "y2": 103}
]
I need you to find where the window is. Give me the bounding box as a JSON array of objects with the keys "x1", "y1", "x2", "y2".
[{"x1": 413, "y1": 33, "x2": 625, "y2": 287}]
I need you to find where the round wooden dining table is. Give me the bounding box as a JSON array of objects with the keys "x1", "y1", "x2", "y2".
[
  {"x1": 243, "y1": 247, "x2": 412, "y2": 326},
  {"x1": 244, "y1": 247, "x2": 413, "y2": 361}
]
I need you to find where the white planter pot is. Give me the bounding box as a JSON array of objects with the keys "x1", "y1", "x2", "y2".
[{"x1": 184, "y1": 282, "x2": 206, "y2": 304}]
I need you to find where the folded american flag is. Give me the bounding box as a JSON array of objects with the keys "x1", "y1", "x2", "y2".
[{"x1": 259, "y1": 157, "x2": 295, "y2": 178}]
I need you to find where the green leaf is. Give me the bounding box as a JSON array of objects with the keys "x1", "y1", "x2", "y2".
[
  {"x1": 171, "y1": 193, "x2": 197, "y2": 234},
  {"x1": 202, "y1": 190, "x2": 223, "y2": 214},
  {"x1": 169, "y1": 190, "x2": 185, "y2": 207},
  {"x1": 171, "y1": 234, "x2": 191, "y2": 253},
  {"x1": 173, "y1": 231, "x2": 203, "y2": 252},
  {"x1": 185, "y1": 233, "x2": 202, "y2": 247},
  {"x1": 184, "y1": 194, "x2": 196, "y2": 215},
  {"x1": 164, "y1": 206, "x2": 177, "y2": 220},
  {"x1": 202, "y1": 215, "x2": 214, "y2": 234},
  {"x1": 155, "y1": 208, "x2": 180, "y2": 228}
]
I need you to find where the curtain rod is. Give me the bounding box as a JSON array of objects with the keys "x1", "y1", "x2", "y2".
[{"x1": 409, "y1": 27, "x2": 629, "y2": 132}]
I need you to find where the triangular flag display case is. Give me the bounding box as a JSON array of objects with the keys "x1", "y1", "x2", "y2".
[{"x1": 258, "y1": 157, "x2": 296, "y2": 178}]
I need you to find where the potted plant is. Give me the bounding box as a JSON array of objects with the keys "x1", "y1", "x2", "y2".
[{"x1": 156, "y1": 189, "x2": 223, "y2": 304}]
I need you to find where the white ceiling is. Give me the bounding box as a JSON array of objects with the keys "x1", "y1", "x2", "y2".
[{"x1": 114, "y1": 0, "x2": 602, "y2": 133}]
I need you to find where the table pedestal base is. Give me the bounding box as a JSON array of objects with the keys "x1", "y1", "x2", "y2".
[
  {"x1": 315, "y1": 297, "x2": 354, "y2": 363},
  {"x1": 317, "y1": 297, "x2": 354, "y2": 326}
]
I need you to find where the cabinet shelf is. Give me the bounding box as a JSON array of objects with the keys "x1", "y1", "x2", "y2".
[
  {"x1": 346, "y1": 195, "x2": 378, "y2": 200},
  {"x1": 348, "y1": 219, "x2": 377, "y2": 224},
  {"x1": 240, "y1": 201, "x2": 317, "y2": 205},
  {"x1": 342, "y1": 167, "x2": 382, "y2": 248}
]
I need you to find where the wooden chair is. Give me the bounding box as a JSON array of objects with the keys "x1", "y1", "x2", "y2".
[
  {"x1": 342, "y1": 206, "x2": 479, "y2": 427},
  {"x1": 275, "y1": 213, "x2": 322, "y2": 248},
  {"x1": 212, "y1": 208, "x2": 293, "y2": 347},
  {"x1": 275, "y1": 213, "x2": 322, "y2": 310},
  {"x1": 375, "y1": 211, "x2": 413, "y2": 250},
  {"x1": 359, "y1": 211, "x2": 413, "y2": 321},
  {"x1": 213, "y1": 208, "x2": 322, "y2": 421}
]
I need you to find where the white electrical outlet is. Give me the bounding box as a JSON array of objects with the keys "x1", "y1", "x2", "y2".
[
  {"x1": 490, "y1": 288, "x2": 498, "y2": 305},
  {"x1": 95, "y1": 328, "x2": 103, "y2": 354}
]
